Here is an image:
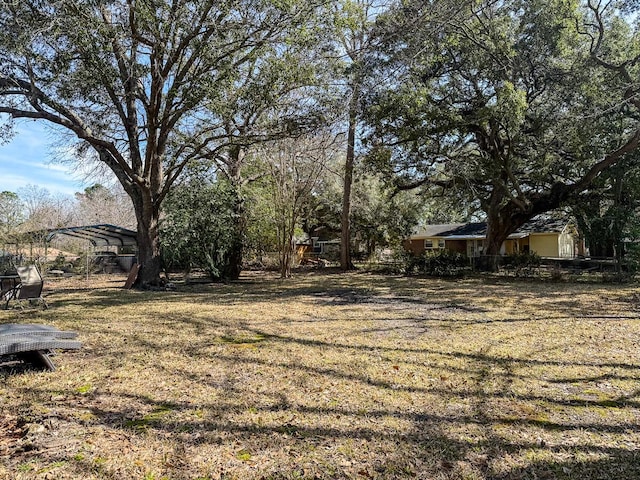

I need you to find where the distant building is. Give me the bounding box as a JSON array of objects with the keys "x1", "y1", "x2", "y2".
[{"x1": 405, "y1": 217, "x2": 581, "y2": 258}]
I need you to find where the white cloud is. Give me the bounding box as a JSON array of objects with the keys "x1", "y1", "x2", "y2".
[{"x1": 0, "y1": 122, "x2": 93, "y2": 196}]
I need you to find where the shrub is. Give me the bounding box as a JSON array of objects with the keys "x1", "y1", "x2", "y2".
[
  {"x1": 502, "y1": 252, "x2": 541, "y2": 277},
  {"x1": 160, "y1": 180, "x2": 236, "y2": 281},
  {"x1": 626, "y1": 243, "x2": 640, "y2": 273},
  {"x1": 0, "y1": 255, "x2": 14, "y2": 274},
  {"x1": 49, "y1": 252, "x2": 67, "y2": 271},
  {"x1": 601, "y1": 272, "x2": 634, "y2": 283},
  {"x1": 406, "y1": 249, "x2": 469, "y2": 277}
]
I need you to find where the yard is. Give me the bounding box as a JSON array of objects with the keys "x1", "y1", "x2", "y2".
[{"x1": 1, "y1": 271, "x2": 639, "y2": 480}]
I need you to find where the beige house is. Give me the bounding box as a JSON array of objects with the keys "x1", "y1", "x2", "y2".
[{"x1": 405, "y1": 217, "x2": 579, "y2": 258}]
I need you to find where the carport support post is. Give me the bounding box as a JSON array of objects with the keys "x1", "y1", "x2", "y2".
[{"x1": 86, "y1": 241, "x2": 90, "y2": 281}]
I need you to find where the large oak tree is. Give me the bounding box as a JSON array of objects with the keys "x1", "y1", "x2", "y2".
[
  {"x1": 366, "y1": 0, "x2": 640, "y2": 269},
  {"x1": 0, "y1": 0, "x2": 325, "y2": 286}
]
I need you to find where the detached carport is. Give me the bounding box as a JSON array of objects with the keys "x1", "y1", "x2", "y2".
[
  {"x1": 3, "y1": 224, "x2": 139, "y2": 283},
  {"x1": 39, "y1": 224, "x2": 138, "y2": 278},
  {"x1": 45, "y1": 224, "x2": 138, "y2": 250}
]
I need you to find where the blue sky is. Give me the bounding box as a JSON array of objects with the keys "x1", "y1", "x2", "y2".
[{"x1": 0, "y1": 120, "x2": 93, "y2": 197}]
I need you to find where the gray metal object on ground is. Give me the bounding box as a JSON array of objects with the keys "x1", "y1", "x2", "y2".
[{"x1": 0, "y1": 324, "x2": 81, "y2": 371}]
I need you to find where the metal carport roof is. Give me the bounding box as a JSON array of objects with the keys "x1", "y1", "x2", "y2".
[{"x1": 44, "y1": 224, "x2": 138, "y2": 248}]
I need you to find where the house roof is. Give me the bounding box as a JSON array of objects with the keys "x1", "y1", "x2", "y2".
[
  {"x1": 437, "y1": 222, "x2": 487, "y2": 239},
  {"x1": 412, "y1": 223, "x2": 465, "y2": 238},
  {"x1": 411, "y1": 216, "x2": 570, "y2": 241}
]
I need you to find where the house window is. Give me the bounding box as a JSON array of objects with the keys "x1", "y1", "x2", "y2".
[
  {"x1": 425, "y1": 239, "x2": 434, "y2": 249},
  {"x1": 438, "y1": 239, "x2": 445, "y2": 249}
]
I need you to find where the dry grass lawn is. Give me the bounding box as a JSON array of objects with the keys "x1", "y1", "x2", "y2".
[{"x1": 1, "y1": 270, "x2": 639, "y2": 480}]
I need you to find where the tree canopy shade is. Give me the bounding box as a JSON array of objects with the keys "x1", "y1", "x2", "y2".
[
  {"x1": 0, "y1": 0, "x2": 328, "y2": 286},
  {"x1": 365, "y1": 0, "x2": 640, "y2": 268}
]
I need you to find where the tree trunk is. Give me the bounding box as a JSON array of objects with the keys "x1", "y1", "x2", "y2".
[
  {"x1": 220, "y1": 150, "x2": 247, "y2": 281},
  {"x1": 278, "y1": 214, "x2": 295, "y2": 279},
  {"x1": 220, "y1": 190, "x2": 245, "y2": 281},
  {"x1": 367, "y1": 238, "x2": 376, "y2": 258},
  {"x1": 340, "y1": 85, "x2": 359, "y2": 271},
  {"x1": 133, "y1": 200, "x2": 162, "y2": 287},
  {"x1": 480, "y1": 193, "x2": 528, "y2": 272},
  {"x1": 222, "y1": 235, "x2": 243, "y2": 281},
  {"x1": 280, "y1": 242, "x2": 293, "y2": 278},
  {"x1": 613, "y1": 167, "x2": 624, "y2": 273},
  {"x1": 481, "y1": 221, "x2": 509, "y2": 272}
]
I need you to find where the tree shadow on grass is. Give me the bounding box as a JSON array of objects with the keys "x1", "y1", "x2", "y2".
[
  {"x1": 39, "y1": 271, "x2": 484, "y2": 309},
  {"x1": 492, "y1": 451, "x2": 640, "y2": 480},
  {"x1": 6, "y1": 366, "x2": 640, "y2": 479},
  {"x1": 4, "y1": 272, "x2": 640, "y2": 478},
  {"x1": 11, "y1": 371, "x2": 640, "y2": 480}
]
